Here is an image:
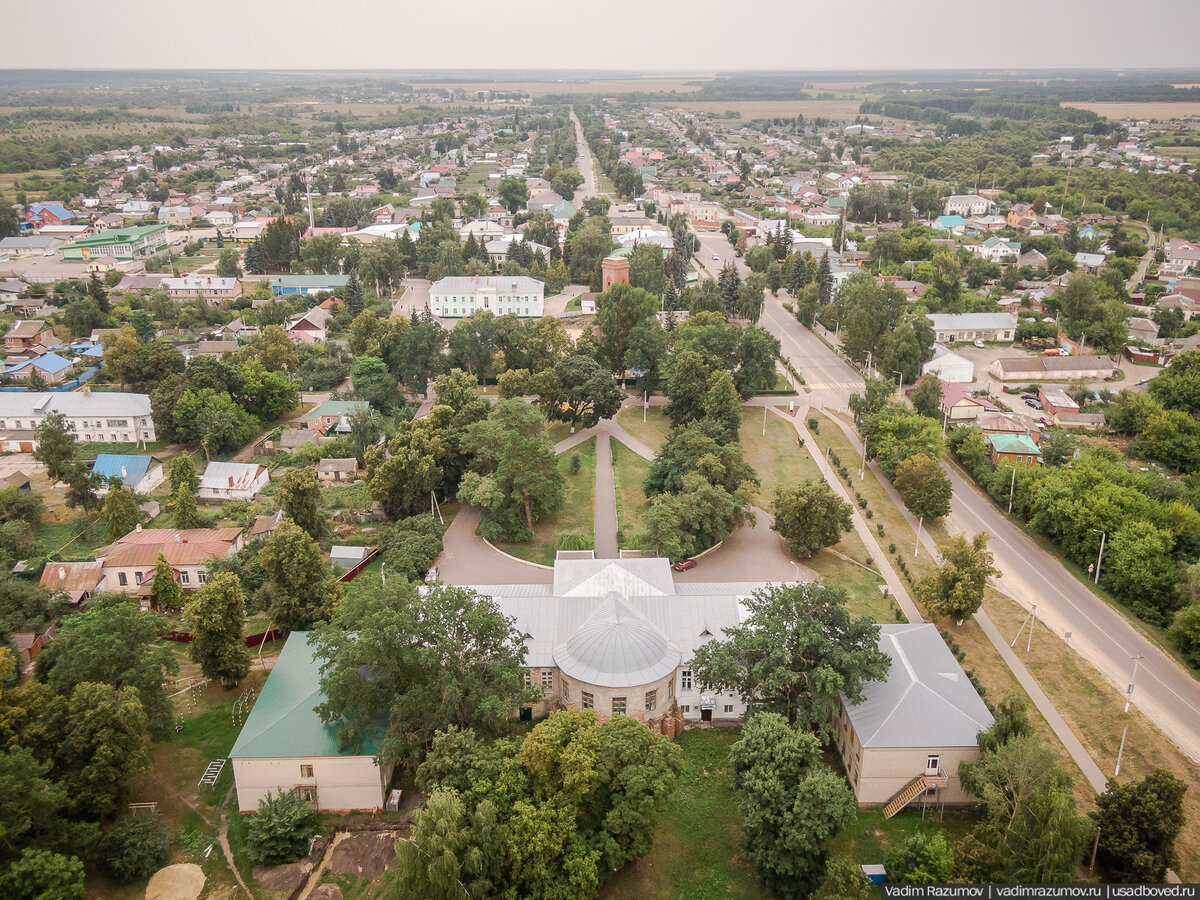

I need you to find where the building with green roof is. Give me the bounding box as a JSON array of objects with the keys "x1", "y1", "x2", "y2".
[
  {"x1": 230, "y1": 633, "x2": 392, "y2": 812},
  {"x1": 984, "y1": 432, "x2": 1041, "y2": 465},
  {"x1": 62, "y1": 225, "x2": 169, "y2": 261}
]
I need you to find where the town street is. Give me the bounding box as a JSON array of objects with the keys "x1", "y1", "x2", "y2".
[
  {"x1": 694, "y1": 227, "x2": 1200, "y2": 761},
  {"x1": 569, "y1": 109, "x2": 598, "y2": 202}
]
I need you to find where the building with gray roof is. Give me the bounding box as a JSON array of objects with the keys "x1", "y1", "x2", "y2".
[
  {"x1": 834, "y1": 624, "x2": 993, "y2": 812},
  {"x1": 0, "y1": 390, "x2": 155, "y2": 450},
  {"x1": 429, "y1": 275, "x2": 544, "y2": 319}
]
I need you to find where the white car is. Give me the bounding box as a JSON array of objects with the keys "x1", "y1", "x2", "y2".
[
  {"x1": 712, "y1": 254, "x2": 720, "y2": 260},
  {"x1": 974, "y1": 340, "x2": 985, "y2": 349}
]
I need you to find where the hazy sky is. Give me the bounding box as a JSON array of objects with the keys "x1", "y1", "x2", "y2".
[{"x1": 6, "y1": 0, "x2": 1200, "y2": 70}]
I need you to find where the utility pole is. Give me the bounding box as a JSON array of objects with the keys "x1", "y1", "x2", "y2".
[
  {"x1": 1092, "y1": 529, "x2": 1107, "y2": 584},
  {"x1": 914, "y1": 516, "x2": 924, "y2": 559},
  {"x1": 1123, "y1": 654, "x2": 1144, "y2": 714},
  {"x1": 1008, "y1": 465, "x2": 1016, "y2": 514},
  {"x1": 762, "y1": 404, "x2": 767, "y2": 437}
]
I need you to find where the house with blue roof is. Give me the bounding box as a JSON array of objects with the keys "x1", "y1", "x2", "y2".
[
  {"x1": 25, "y1": 202, "x2": 74, "y2": 228},
  {"x1": 230, "y1": 632, "x2": 393, "y2": 812},
  {"x1": 3, "y1": 352, "x2": 74, "y2": 384},
  {"x1": 934, "y1": 215, "x2": 966, "y2": 234},
  {"x1": 91, "y1": 453, "x2": 166, "y2": 496}
]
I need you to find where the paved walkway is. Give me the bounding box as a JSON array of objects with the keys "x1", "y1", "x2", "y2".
[
  {"x1": 437, "y1": 505, "x2": 552, "y2": 585},
  {"x1": 594, "y1": 434, "x2": 618, "y2": 558}
]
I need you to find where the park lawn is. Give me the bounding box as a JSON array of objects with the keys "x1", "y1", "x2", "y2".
[
  {"x1": 825, "y1": 806, "x2": 976, "y2": 872},
  {"x1": 600, "y1": 728, "x2": 768, "y2": 900},
  {"x1": 495, "y1": 437, "x2": 596, "y2": 566},
  {"x1": 615, "y1": 405, "x2": 671, "y2": 452},
  {"x1": 74, "y1": 439, "x2": 172, "y2": 461},
  {"x1": 738, "y1": 407, "x2": 823, "y2": 508},
  {"x1": 611, "y1": 439, "x2": 652, "y2": 548},
  {"x1": 546, "y1": 422, "x2": 574, "y2": 446},
  {"x1": 807, "y1": 544, "x2": 900, "y2": 624},
  {"x1": 981, "y1": 587, "x2": 1200, "y2": 880},
  {"x1": 565, "y1": 295, "x2": 582, "y2": 311}
]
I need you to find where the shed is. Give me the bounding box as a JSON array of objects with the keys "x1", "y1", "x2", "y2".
[
  {"x1": 317, "y1": 458, "x2": 358, "y2": 482},
  {"x1": 330, "y1": 545, "x2": 371, "y2": 570}
]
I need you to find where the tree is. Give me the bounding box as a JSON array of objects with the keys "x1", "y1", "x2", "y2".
[
  {"x1": 392, "y1": 789, "x2": 495, "y2": 900},
  {"x1": 100, "y1": 484, "x2": 142, "y2": 541},
  {"x1": 702, "y1": 369, "x2": 743, "y2": 445},
  {"x1": 216, "y1": 248, "x2": 241, "y2": 279},
  {"x1": 729, "y1": 713, "x2": 857, "y2": 900},
  {"x1": 0, "y1": 848, "x2": 85, "y2": 900},
  {"x1": 184, "y1": 572, "x2": 250, "y2": 686},
  {"x1": 535, "y1": 354, "x2": 623, "y2": 432},
  {"x1": 497, "y1": 177, "x2": 529, "y2": 214},
  {"x1": 1092, "y1": 770, "x2": 1187, "y2": 883},
  {"x1": 150, "y1": 551, "x2": 181, "y2": 611},
  {"x1": 627, "y1": 243, "x2": 665, "y2": 296},
  {"x1": 643, "y1": 424, "x2": 758, "y2": 497},
  {"x1": 737, "y1": 272, "x2": 767, "y2": 323},
  {"x1": 772, "y1": 480, "x2": 854, "y2": 558},
  {"x1": 257, "y1": 520, "x2": 341, "y2": 632},
  {"x1": 690, "y1": 582, "x2": 889, "y2": 731},
  {"x1": 87, "y1": 271, "x2": 110, "y2": 314},
  {"x1": 1170, "y1": 603, "x2": 1200, "y2": 668},
  {"x1": 130, "y1": 308, "x2": 156, "y2": 343},
  {"x1": 460, "y1": 400, "x2": 565, "y2": 541},
  {"x1": 173, "y1": 388, "x2": 258, "y2": 459},
  {"x1": 868, "y1": 411, "x2": 944, "y2": 480},
  {"x1": 914, "y1": 532, "x2": 997, "y2": 623},
  {"x1": 595, "y1": 282, "x2": 657, "y2": 376},
  {"x1": 909, "y1": 375, "x2": 943, "y2": 420},
  {"x1": 51, "y1": 682, "x2": 152, "y2": 820},
  {"x1": 366, "y1": 417, "x2": 450, "y2": 519},
  {"x1": 238, "y1": 360, "x2": 298, "y2": 421},
  {"x1": 345, "y1": 269, "x2": 364, "y2": 315},
  {"x1": 168, "y1": 454, "x2": 200, "y2": 528},
  {"x1": 277, "y1": 466, "x2": 323, "y2": 539},
  {"x1": 664, "y1": 350, "x2": 713, "y2": 429},
  {"x1": 312, "y1": 581, "x2": 532, "y2": 767},
  {"x1": 101, "y1": 815, "x2": 172, "y2": 883},
  {"x1": 817, "y1": 858, "x2": 872, "y2": 900},
  {"x1": 32, "y1": 413, "x2": 78, "y2": 483},
  {"x1": 885, "y1": 832, "x2": 955, "y2": 884},
  {"x1": 245, "y1": 791, "x2": 318, "y2": 865},
  {"x1": 893, "y1": 453, "x2": 952, "y2": 520},
  {"x1": 102, "y1": 326, "x2": 140, "y2": 390}
]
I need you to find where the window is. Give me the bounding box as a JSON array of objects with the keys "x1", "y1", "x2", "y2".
[
  {"x1": 680, "y1": 670, "x2": 692, "y2": 691},
  {"x1": 541, "y1": 670, "x2": 553, "y2": 690},
  {"x1": 668, "y1": 679, "x2": 674, "y2": 699},
  {"x1": 134, "y1": 571, "x2": 143, "y2": 585},
  {"x1": 118, "y1": 572, "x2": 128, "y2": 586},
  {"x1": 581, "y1": 691, "x2": 593, "y2": 709},
  {"x1": 561, "y1": 680, "x2": 569, "y2": 701},
  {"x1": 179, "y1": 571, "x2": 189, "y2": 584},
  {"x1": 198, "y1": 570, "x2": 207, "y2": 584},
  {"x1": 681, "y1": 705, "x2": 691, "y2": 713},
  {"x1": 612, "y1": 697, "x2": 626, "y2": 717},
  {"x1": 300, "y1": 764, "x2": 314, "y2": 778},
  {"x1": 723, "y1": 705, "x2": 734, "y2": 714},
  {"x1": 524, "y1": 670, "x2": 531, "y2": 688},
  {"x1": 297, "y1": 787, "x2": 316, "y2": 803},
  {"x1": 645, "y1": 690, "x2": 656, "y2": 712}
]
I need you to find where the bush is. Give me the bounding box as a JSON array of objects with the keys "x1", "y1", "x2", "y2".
[
  {"x1": 865, "y1": 509, "x2": 873, "y2": 519},
  {"x1": 568, "y1": 452, "x2": 582, "y2": 475},
  {"x1": 885, "y1": 832, "x2": 954, "y2": 884},
  {"x1": 102, "y1": 815, "x2": 173, "y2": 883},
  {"x1": 245, "y1": 791, "x2": 318, "y2": 865},
  {"x1": 889, "y1": 542, "x2": 897, "y2": 554},
  {"x1": 1170, "y1": 604, "x2": 1200, "y2": 668},
  {"x1": 876, "y1": 524, "x2": 884, "y2": 537},
  {"x1": 807, "y1": 417, "x2": 819, "y2": 433},
  {"x1": 557, "y1": 530, "x2": 591, "y2": 551}
]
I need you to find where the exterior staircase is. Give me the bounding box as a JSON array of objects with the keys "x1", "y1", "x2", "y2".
[{"x1": 883, "y1": 770, "x2": 948, "y2": 819}]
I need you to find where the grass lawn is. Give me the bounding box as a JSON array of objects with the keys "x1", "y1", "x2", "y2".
[
  {"x1": 320, "y1": 481, "x2": 372, "y2": 512},
  {"x1": 495, "y1": 437, "x2": 596, "y2": 566},
  {"x1": 33, "y1": 513, "x2": 109, "y2": 559},
  {"x1": 74, "y1": 440, "x2": 172, "y2": 461},
  {"x1": 738, "y1": 407, "x2": 823, "y2": 508},
  {"x1": 825, "y1": 806, "x2": 976, "y2": 869},
  {"x1": 615, "y1": 405, "x2": 671, "y2": 452},
  {"x1": 546, "y1": 421, "x2": 574, "y2": 446},
  {"x1": 565, "y1": 295, "x2": 583, "y2": 311},
  {"x1": 600, "y1": 728, "x2": 768, "y2": 900},
  {"x1": 808, "y1": 545, "x2": 901, "y2": 623},
  {"x1": 611, "y1": 439, "x2": 651, "y2": 548}
]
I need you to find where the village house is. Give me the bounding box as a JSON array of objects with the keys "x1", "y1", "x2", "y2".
[
  {"x1": 910, "y1": 378, "x2": 999, "y2": 422},
  {"x1": 230, "y1": 633, "x2": 395, "y2": 813},
  {"x1": 977, "y1": 411, "x2": 1041, "y2": 444},
  {"x1": 926, "y1": 312, "x2": 1016, "y2": 343},
  {"x1": 429, "y1": 275, "x2": 545, "y2": 319},
  {"x1": 94, "y1": 526, "x2": 244, "y2": 600},
  {"x1": 25, "y1": 202, "x2": 74, "y2": 228},
  {"x1": 198, "y1": 462, "x2": 270, "y2": 502},
  {"x1": 943, "y1": 194, "x2": 993, "y2": 217},
  {"x1": 971, "y1": 235, "x2": 1021, "y2": 263},
  {"x1": 4, "y1": 320, "x2": 54, "y2": 353},
  {"x1": 984, "y1": 433, "x2": 1042, "y2": 465},
  {"x1": 834, "y1": 624, "x2": 993, "y2": 810},
  {"x1": 285, "y1": 306, "x2": 333, "y2": 343},
  {"x1": 989, "y1": 355, "x2": 1116, "y2": 382},
  {"x1": 317, "y1": 458, "x2": 358, "y2": 482},
  {"x1": 306, "y1": 400, "x2": 369, "y2": 434},
  {"x1": 39, "y1": 560, "x2": 104, "y2": 605},
  {"x1": 162, "y1": 275, "x2": 242, "y2": 304},
  {"x1": 1038, "y1": 388, "x2": 1080, "y2": 417},
  {"x1": 90, "y1": 453, "x2": 166, "y2": 496},
  {"x1": 921, "y1": 344, "x2": 974, "y2": 383},
  {"x1": 0, "y1": 389, "x2": 153, "y2": 450}
]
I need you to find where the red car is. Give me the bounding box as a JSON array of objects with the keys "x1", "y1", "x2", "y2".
[{"x1": 673, "y1": 557, "x2": 697, "y2": 571}]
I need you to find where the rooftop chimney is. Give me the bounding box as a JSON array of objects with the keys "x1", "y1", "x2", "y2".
[
  {"x1": 120, "y1": 466, "x2": 127, "y2": 479},
  {"x1": 134, "y1": 523, "x2": 142, "y2": 532},
  {"x1": 57, "y1": 567, "x2": 66, "y2": 580}
]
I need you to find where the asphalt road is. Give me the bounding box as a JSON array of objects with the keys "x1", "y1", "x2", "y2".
[
  {"x1": 696, "y1": 226, "x2": 1200, "y2": 761},
  {"x1": 570, "y1": 109, "x2": 598, "y2": 202}
]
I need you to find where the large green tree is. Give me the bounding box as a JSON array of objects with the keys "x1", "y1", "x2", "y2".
[
  {"x1": 184, "y1": 572, "x2": 250, "y2": 686},
  {"x1": 914, "y1": 532, "x2": 997, "y2": 623},
  {"x1": 168, "y1": 453, "x2": 201, "y2": 529},
  {"x1": 729, "y1": 713, "x2": 857, "y2": 899},
  {"x1": 534, "y1": 354, "x2": 623, "y2": 432},
  {"x1": 257, "y1": 520, "x2": 341, "y2": 632},
  {"x1": 100, "y1": 484, "x2": 142, "y2": 541},
  {"x1": 595, "y1": 282, "x2": 657, "y2": 376},
  {"x1": 277, "y1": 466, "x2": 323, "y2": 539},
  {"x1": 1092, "y1": 769, "x2": 1187, "y2": 883},
  {"x1": 690, "y1": 582, "x2": 889, "y2": 731},
  {"x1": 893, "y1": 453, "x2": 953, "y2": 520},
  {"x1": 31, "y1": 413, "x2": 78, "y2": 483},
  {"x1": 313, "y1": 581, "x2": 532, "y2": 767},
  {"x1": 772, "y1": 480, "x2": 854, "y2": 558},
  {"x1": 366, "y1": 416, "x2": 451, "y2": 520}
]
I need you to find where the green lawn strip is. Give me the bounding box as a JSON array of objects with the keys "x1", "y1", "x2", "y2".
[
  {"x1": 600, "y1": 728, "x2": 768, "y2": 900},
  {"x1": 615, "y1": 405, "x2": 671, "y2": 452},
  {"x1": 494, "y1": 437, "x2": 596, "y2": 566},
  {"x1": 610, "y1": 439, "x2": 651, "y2": 548},
  {"x1": 807, "y1": 544, "x2": 900, "y2": 624},
  {"x1": 738, "y1": 406, "x2": 822, "y2": 508},
  {"x1": 546, "y1": 422, "x2": 574, "y2": 445},
  {"x1": 74, "y1": 440, "x2": 172, "y2": 461},
  {"x1": 565, "y1": 295, "x2": 582, "y2": 311}
]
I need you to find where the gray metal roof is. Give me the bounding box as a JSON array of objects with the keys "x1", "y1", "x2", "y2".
[
  {"x1": 843, "y1": 624, "x2": 993, "y2": 749},
  {"x1": 552, "y1": 558, "x2": 675, "y2": 597},
  {"x1": 552, "y1": 593, "x2": 681, "y2": 687},
  {"x1": 0, "y1": 391, "x2": 151, "y2": 419},
  {"x1": 430, "y1": 275, "x2": 544, "y2": 294},
  {"x1": 927, "y1": 313, "x2": 1015, "y2": 331}
]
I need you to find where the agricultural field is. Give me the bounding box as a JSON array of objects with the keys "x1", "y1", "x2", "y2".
[
  {"x1": 669, "y1": 99, "x2": 870, "y2": 120},
  {"x1": 1064, "y1": 101, "x2": 1200, "y2": 120}
]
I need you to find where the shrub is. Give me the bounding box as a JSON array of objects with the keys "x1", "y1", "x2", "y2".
[
  {"x1": 568, "y1": 452, "x2": 582, "y2": 475},
  {"x1": 807, "y1": 417, "x2": 820, "y2": 433},
  {"x1": 876, "y1": 524, "x2": 884, "y2": 537},
  {"x1": 889, "y1": 542, "x2": 897, "y2": 554},
  {"x1": 245, "y1": 791, "x2": 318, "y2": 865},
  {"x1": 865, "y1": 509, "x2": 873, "y2": 519},
  {"x1": 557, "y1": 530, "x2": 591, "y2": 551},
  {"x1": 885, "y1": 832, "x2": 954, "y2": 884},
  {"x1": 102, "y1": 815, "x2": 173, "y2": 883}
]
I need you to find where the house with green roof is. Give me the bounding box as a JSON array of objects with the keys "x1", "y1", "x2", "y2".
[
  {"x1": 984, "y1": 432, "x2": 1041, "y2": 465},
  {"x1": 230, "y1": 633, "x2": 392, "y2": 813},
  {"x1": 62, "y1": 225, "x2": 169, "y2": 261},
  {"x1": 305, "y1": 400, "x2": 370, "y2": 434}
]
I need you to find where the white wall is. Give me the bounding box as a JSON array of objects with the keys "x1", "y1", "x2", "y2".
[{"x1": 233, "y1": 755, "x2": 392, "y2": 813}]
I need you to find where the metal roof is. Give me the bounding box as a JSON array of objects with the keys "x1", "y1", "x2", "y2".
[
  {"x1": 230, "y1": 633, "x2": 382, "y2": 759},
  {"x1": 926, "y1": 313, "x2": 1015, "y2": 331},
  {"x1": 91, "y1": 453, "x2": 156, "y2": 484},
  {"x1": 844, "y1": 624, "x2": 994, "y2": 749},
  {"x1": 0, "y1": 391, "x2": 151, "y2": 419},
  {"x1": 552, "y1": 558, "x2": 675, "y2": 597},
  {"x1": 430, "y1": 275, "x2": 544, "y2": 294},
  {"x1": 552, "y1": 593, "x2": 682, "y2": 687},
  {"x1": 199, "y1": 462, "x2": 266, "y2": 491}
]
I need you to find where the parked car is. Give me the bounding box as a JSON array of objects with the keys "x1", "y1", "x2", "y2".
[
  {"x1": 673, "y1": 557, "x2": 697, "y2": 571},
  {"x1": 1026, "y1": 398, "x2": 1044, "y2": 410},
  {"x1": 712, "y1": 254, "x2": 720, "y2": 260},
  {"x1": 973, "y1": 339, "x2": 986, "y2": 349},
  {"x1": 1020, "y1": 392, "x2": 1038, "y2": 401}
]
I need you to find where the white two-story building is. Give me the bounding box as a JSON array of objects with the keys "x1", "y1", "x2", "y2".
[{"x1": 429, "y1": 275, "x2": 545, "y2": 319}]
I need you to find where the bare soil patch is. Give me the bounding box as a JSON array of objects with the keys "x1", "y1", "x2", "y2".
[
  {"x1": 144, "y1": 863, "x2": 205, "y2": 900},
  {"x1": 327, "y1": 831, "x2": 398, "y2": 879}
]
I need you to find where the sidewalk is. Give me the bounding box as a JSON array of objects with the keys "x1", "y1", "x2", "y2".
[{"x1": 594, "y1": 434, "x2": 618, "y2": 558}]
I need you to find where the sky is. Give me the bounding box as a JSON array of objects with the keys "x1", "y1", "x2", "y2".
[{"x1": 5, "y1": 0, "x2": 1200, "y2": 70}]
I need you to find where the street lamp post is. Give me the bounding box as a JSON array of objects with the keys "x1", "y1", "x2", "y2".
[
  {"x1": 1091, "y1": 529, "x2": 1107, "y2": 584},
  {"x1": 893, "y1": 370, "x2": 904, "y2": 396},
  {"x1": 789, "y1": 561, "x2": 799, "y2": 583},
  {"x1": 1123, "y1": 654, "x2": 1144, "y2": 714}
]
